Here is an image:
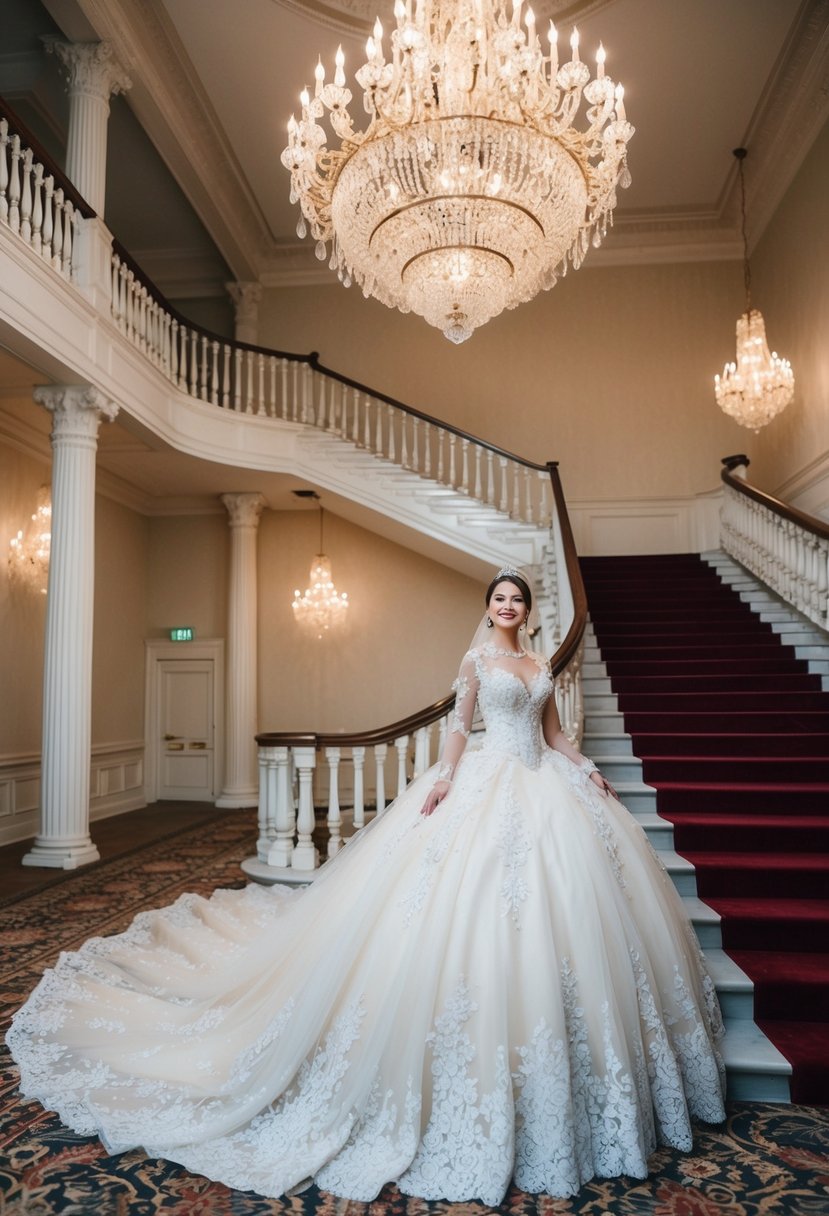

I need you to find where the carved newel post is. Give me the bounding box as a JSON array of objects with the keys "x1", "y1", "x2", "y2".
[
  {"x1": 24, "y1": 386, "x2": 119, "y2": 869},
  {"x1": 217, "y1": 492, "x2": 266, "y2": 808},
  {"x1": 44, "y1": 40, "x2": 131, "y2": 215}
]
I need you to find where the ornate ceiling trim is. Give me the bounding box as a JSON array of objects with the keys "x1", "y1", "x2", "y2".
[{"x1": 269, "y1": 0, "x2": 612, "y2": 38}]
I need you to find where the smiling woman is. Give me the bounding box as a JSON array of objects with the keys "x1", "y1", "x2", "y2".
[{"x1": 7, "y1": 561, "x2": 726, "y2": 1205}]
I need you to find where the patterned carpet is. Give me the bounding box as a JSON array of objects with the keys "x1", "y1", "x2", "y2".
[{"x1": 2, "y1": 809, "x2": 829, "y2": 1215}]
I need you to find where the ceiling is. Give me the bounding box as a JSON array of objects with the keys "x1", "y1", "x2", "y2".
[{"x1": 29, "y1": 0, "x2": 829, "y2": 291}]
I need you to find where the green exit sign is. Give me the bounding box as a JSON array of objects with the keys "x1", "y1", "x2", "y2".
[{"x1": 169, "y1": 626, "x2": 195, "y2": 642}]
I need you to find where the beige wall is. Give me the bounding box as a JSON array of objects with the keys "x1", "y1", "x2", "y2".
[
  {"x1": 0, "y1": 440, "x2": 49, "y2": 756},
  {"x1": 91, "y1": 498, "x2": 149, "y2": 744},
  {"x1": 145, "y1": 513, "x2": 229, "y2": 641},
  {"x1": 258, "y1": 509, "x2": 482, "y2": 732},
  {"x1": 748, "y1": 119, "x2": 829, "y2": 494},
  {"x1": 260, "y1": 259, "x2": 749, "y2": 503}
]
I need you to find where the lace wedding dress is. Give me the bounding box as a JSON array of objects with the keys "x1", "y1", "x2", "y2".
[{"x1": 7, "y1": 647, "x2": 726, "y2": 1204}]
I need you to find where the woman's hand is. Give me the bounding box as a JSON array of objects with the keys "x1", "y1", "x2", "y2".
[
  {"x1": 421, "y1": 779, "x2": 451, "y2": 817},
  {"x1": 590, "y1": 770, "x2": 618, "y2": 800}
]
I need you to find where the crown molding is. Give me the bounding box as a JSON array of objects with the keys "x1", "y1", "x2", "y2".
[{"x1": 269, "y1": 0, "x2": 612, "y2": 37}]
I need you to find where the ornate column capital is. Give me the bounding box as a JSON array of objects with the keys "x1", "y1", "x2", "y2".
[
  {"x1": 43, "y1": 39, "x2": 132, "y2": 103},
  {"x1": 34, "y1": 385, "x2": 119, "y2": 443},
  {"x1": 221, "y1": 492, "x2": 267, "y2": 529},
  {"x1": 226, "y1": 282, "x2": 263, "y2": 344}
]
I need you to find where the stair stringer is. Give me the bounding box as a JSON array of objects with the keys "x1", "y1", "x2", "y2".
[{"x1": 581, "y1": 619, "x2": 792, "y2": 1103}]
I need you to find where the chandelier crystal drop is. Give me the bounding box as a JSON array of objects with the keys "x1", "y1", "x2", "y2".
[
  {"x1": 8, "y1": 486, "x2": 51, "y2": 595},
  {"x1": 292, "y1": 506, "x2": 349, "y2": 638},
  {"x1": 714, "y1": 148, "x2": 794, "y2": 432},
  {"x1": 281, "y1": 0, "x2": 634, "y2": 343}
]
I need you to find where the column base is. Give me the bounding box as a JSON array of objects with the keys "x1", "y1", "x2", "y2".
[
  {"x1": 215, "y1": 788, "x2": 258, "y2": 809},
  {"x1": 241, "y1": 856, "x2": 315, "y2": 887},
  {"x1": 291, "y1": 844, "x2": 320, "y2": 871},
  {"x1": 22, "y1": 837, "x2": 101, "y2": 870}
]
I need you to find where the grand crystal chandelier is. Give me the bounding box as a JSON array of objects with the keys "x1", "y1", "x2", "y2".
[
  {"x1": 714, "y1": 148, "x2": 794, "y2": 432},
  {"x1": 292, "y1": 502, "x2": 349, "y2": 638},
  {"x1": 8, "y1": 486, "x2": 51, "y2": 595},
  {"x1": 281, "y1": 0, "x2": 634, "y2": 343}
]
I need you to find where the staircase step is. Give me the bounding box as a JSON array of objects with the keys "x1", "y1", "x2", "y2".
[
  {"x1": 641, "y1": 756, "x2": 829, "y2": 783},
  {"x1": 685, "y1": 852, "x2": 829, "y2": 899},
  {"x1": 651, "y1": 782, "x2": 829, "y2": 814},
  {"x1": 626, "y1": 733, "x2": 829, "y2": 757},
  {"x1": 605, "y1": 658, "x2": 808, "y2": 677},
  {"x1": 663, "y1": 812, "x2": 829, "y2": 853},
  {"x1": 611, "y1": 673, "x2": 820, "y2": 693},
  {"x1": 706, "y1": 897, "x2": 829, "y2": 952},
  {"x1": 704, "y1": 948, "x2": 756, "y2": 1021},
  {"x1": 720, "y1": 1019, "x2": 792, "y2": 1101},
  {"x1": 728, "y1": 950, "x2": 829, "y2": 1021}
]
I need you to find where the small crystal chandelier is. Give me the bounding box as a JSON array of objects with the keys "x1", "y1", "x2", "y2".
[
  {"x1": 281, "y1": 0, "x2": 634, "y2": 343},
  {"x1": 8, "y1": 486, "x2": 51, "y2": 595},
  {"x1": 292, "y1": 499, "x2": 349, "y2": 638},
  {"x1": 714, "y1": 147, "x2": 794, "y2": 432}
]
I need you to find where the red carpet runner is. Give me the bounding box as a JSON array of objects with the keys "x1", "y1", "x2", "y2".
[{"x1": 581, "y1": 553, "x2": 829, "y2": 1105}]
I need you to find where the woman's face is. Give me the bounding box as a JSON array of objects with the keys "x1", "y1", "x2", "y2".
[{"x1": 487, "y1": 581, "x2": 528, "y2": 628}]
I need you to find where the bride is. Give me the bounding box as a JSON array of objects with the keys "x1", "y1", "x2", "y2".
[{"x1": 7, "y1": 566, "x2": 726, "y2": 1205}]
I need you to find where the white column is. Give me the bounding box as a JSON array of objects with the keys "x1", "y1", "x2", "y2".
[
  {"x1": 44, "y1": 40, "x2": 131, "y2": 214},
  {"x1": 24, "y1": 386, "x2": 118, "y2": 869},
  {"x1": 216, "y1": 492, "x2": 266, "y2": 808},
  {"x1": 226, "y1": 282, "x2": 263, "y2": 345}
]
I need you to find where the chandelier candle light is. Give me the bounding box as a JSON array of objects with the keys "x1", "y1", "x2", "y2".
[
  {"x1": 293, "y1": 503, "x2": 349, "y2": 638},
  {"x1": 714, "y1": 147, "x2": 794, "y2": 432},
  {"x1": 8, "y1": 486, "x2": 51, "y2": 595},
  {"x1": 281, "y1": 0, "x2": 634, "y2": 343}
]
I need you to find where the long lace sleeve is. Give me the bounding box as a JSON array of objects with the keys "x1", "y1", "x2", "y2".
[{"x1": 436, "y1": 652, "x2": 479, "y2": 782}]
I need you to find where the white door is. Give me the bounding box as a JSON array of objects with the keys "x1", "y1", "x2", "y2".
[{"x1": 157, "y1": 659, "x2": 215, "y2": 800}]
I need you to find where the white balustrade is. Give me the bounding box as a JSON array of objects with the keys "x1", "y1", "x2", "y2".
[
  {"x1": 721, "y1": 482, "x2": 829, "y2": 631},
  {"x1": 1, "y1": 119, "x2": 78, "y2": 280}
]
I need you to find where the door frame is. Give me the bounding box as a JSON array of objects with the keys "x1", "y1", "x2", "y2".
[{"x1": 144, "y1": 638, "x2": 225, "y2": 804}]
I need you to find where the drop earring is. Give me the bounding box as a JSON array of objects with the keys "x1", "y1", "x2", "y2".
[{"x1": 486, "y1": 616, "x2": 494, "y2": 628}]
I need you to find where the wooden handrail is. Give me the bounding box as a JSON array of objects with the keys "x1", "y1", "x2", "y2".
[
  {"x1": 721, "y1": 455, "x2": 829, "y2": 542},
  {"x1": 0, "y1": 96, "x2": 96, "y2": 220},
  {"x1": 256, "y1": 463, "x2": 587, "y2": 751}
]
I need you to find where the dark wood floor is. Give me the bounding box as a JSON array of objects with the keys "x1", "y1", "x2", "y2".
[{"x1": 0, "y1": 803, "x2": 227, "y2": 902}]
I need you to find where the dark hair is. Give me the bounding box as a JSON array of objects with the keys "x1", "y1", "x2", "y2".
[{"x1": 485, "y1": 572, "x2": 532, "y2": 613}]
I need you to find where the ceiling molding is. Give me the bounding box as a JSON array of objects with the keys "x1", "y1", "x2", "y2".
[{"x1": 269, "y1": 0, "x2": 612, "y2": 37}]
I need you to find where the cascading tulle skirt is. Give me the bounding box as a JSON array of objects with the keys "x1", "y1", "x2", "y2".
[{"x1": 7, "y1": 745, "x2": 725, "y2": 1204}]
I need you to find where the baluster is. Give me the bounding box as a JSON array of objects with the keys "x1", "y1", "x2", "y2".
[
  {"x1": 65, "y1": 200, "x2": 75, "y2": 277},
  {"x1": 280, "y1": 358, "x2": 288, "y2": 419},
  {"x1": 291, "y1": 746, "x2": 319, "y2": 870},
  {"x1": 460, "y1": 438, "x2": 470, "y2": 493},
  {"x1": 387, "y1": 403, "x2": 396, "y2": 463},
  {"x1": 411, "y1": 417, "x2": 420, "y2": 472},
  {"x1": 449, "y1": 434, "x2": 457, "y2": 486},
  {"x1": 351, "y1": 388, "x2": 360, "y2": 442},
  {"x1": 8, "y1": 134, "x2": 21, "y2": 233},
  {"x1": 219, "y1": 344, "x2": 229, "y2": 407},
  {"x1": 186, "y1": 330, "x2": 196, "y2": 395},
  {"x1": 20, "y1": 148, "x2": 33, "y2": 243},
  {"x1": 209, "y1": 340, "x2": 220, "y2": 404},
  {"x1": 269, "y1": 356, "x2": 277, "y2": 417},
  {"x1": 0, "y1": 119, "x2": 9, "y2": 223},
  {"x1": 138, "y1": 286, "x2": 149, "y2": 350},
  {"x1": 522, "y1": 467, "x2": 531, "y2": 521},
  {"x1": 232, "y1": 347, "x2": 241, "y2": 410},
  {"x1": 485, "y1": 451, "x2": 495, "y2": 505},
  {"x1": 316, "y1": 375, "x2": 327, "y2": 430},
  {"x1": 301, "y1": 362, "x2": 310, "y2": 422},
  {"x1": 41, "y1": 175, "x2": 54, "y2": 261},
  {"x1": 537, "y1": 470, "x2": 548, "y2": 524},
  {"x1": 511, "y1": 462, "x2": 520, "y2": 517},
  {"x1": 242, "y1": 350, "x2": 252, "y2": 412},
  {"x1": 374, "y1": 743, "x2": 387, "y2": 815},
  {"x1": 178, "y1": 323, "x2": 188, "y2": 389},
  {"x1": 395, "y1": 735, "x2": 409, "y2": 795},
  {"x1": 30, "y1": 162, "x2": 44, "y2": 254},
  {"x1": 473, "y1": 446, "x2": 482, "y2": 501},
  {"x1": 110, "y1": 255, "x2": 120, "y2": 323},
  {"x1": 170, "y1": 318, "x2": 179, "y2": 383},
  {"x1": 400, "y1": 413, "x2": 409, "y2": 468},
  {"x1": 291, "y1": 361, "x2": 299, "y2": 420},
  {"x1": 413, "y1": 725, "x2": 429, "y2": 777},
  {"x1": 257, "y1": 352, "x2": 265, "y2": 415},
  {"x1": 423, "y1": 420, "x2": 432, "y2": 478},
  {"x1": 498, "y1": 456, "x2": 508, "y2": 512},
  {"x1": 364, "y1": 395, "x2": 372, "y2": 449},
  {"x1": 375, "y1": 395, "x2": 384, "y2": 455},
  {"x1": 325, "y1": 747, "x2": 342, "y2": 858},
  {"x1": 256, "y1": 747, "x2": 275, "y2": 861},
  {"x1": 51, "y1": 187, "x2": 63, "y2": 268},
  {"x1": 438, "y1": 715, "x2": 448, "y2": 754},
  {"x1": 265, "y1": 747, "x2": 294, "y2": 868},
  {"x1": 436, "y1": 427, "x2": 445, "y2": 483},
  {"x1": 352, "y1": 746, "x2": 366, "y2": 829},
  {"x1": 162, "y1": 312, "x2": 172, "y2": 377}
]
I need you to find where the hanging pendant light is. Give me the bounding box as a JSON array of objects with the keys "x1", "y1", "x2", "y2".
[
  {"x1": 281, "y1": 0, "x2": 634, "y2": 344},
  {"x1": 292, "y1": 497, "x2": 349, "y2": 638},
  {"x1": 714, "y1": 147, "x2": 794, "y2": 432}
]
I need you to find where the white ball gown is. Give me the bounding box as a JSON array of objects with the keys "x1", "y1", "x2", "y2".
[{"x1": 7, "y1": 646, "x2": 726, "y2": 1205}]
